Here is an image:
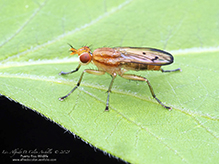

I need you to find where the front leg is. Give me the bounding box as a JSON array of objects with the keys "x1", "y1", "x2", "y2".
[
  {"x1": 59, "y1": 64, "x2": 81, "y2": 75},
  {"x1": 59, "y1": 69, "x2": 105, "y2": 100},
  {"x1": 121, "y1": 74, "x2": 172, "y2": 110}
]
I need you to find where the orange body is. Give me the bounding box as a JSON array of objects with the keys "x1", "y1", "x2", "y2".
[{"x1": 70, "y1": 46, "x2": 173, "y2": 76}]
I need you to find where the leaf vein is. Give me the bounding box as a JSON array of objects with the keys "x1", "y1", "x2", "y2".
[
  {"x1": 0, "y1": 0, "x2": 47, "y2": 48},
  {"x1": 1, "y1": 0, "x2": 133, "y2": 63}
]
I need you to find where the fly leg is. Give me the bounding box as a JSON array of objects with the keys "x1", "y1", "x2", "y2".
[
  {"x1": 105, "y1": 74, "x2": 117, "y2": 111},
  {"x1": 121, "y1": 74, "x2": 172, "y2": 110},
  {"x1": 59, "y1": 69, "x2": 105, "y2": 101},
  {"x1": 161, "y1": 68, "x2": 181, "y2": 72},
  {"x1": 59, "y1": 64, "x2": 81, "y2": 75}
]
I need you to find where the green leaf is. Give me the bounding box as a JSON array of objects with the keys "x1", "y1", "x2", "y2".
[{"x1": 1, "y1": 0, "x2": 219, "y2": 163}]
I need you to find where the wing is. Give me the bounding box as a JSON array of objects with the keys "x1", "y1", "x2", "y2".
[{"x1": 113, "y1": 47, "x2": 174, "y2": 66}]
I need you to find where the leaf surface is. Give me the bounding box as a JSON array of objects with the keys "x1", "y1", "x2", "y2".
[{"x1": 1, "y1": 0, "x2": 219, "y2": 163}]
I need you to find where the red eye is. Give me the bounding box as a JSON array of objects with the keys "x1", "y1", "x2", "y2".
[{"x1": 79, "y1": 53, "x2": 91, "y2": 63}]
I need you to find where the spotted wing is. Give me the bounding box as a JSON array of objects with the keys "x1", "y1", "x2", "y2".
[{"x1": 114, "y1": 47, "x2": 174, "y2": 66}]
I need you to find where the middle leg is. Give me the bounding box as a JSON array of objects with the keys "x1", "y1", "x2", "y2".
[{"x1": 105, "y1": 74, "x2": 117, "y2": 111}]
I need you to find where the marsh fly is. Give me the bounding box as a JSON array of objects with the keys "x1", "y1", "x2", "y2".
[{"x1": 59, "y1": 45, "x2": 181, "y2": 111}]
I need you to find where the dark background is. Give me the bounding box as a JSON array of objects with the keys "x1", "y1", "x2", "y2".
[{"x1": 0, "y1": 96, "x2": 127, "y2": 164}]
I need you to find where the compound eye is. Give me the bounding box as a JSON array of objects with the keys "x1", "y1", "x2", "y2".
[{"x1": 79, "y1": 52, "x2": 91, "y2": 64}]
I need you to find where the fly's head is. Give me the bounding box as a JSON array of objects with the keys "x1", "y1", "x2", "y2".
[{"x1": 68, "y1": 45, "x2": 92, "y2": 65}]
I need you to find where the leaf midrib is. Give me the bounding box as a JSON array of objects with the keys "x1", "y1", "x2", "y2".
[{"x1": 1, "y1": 71, "x2": 218, "y2": 123}]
